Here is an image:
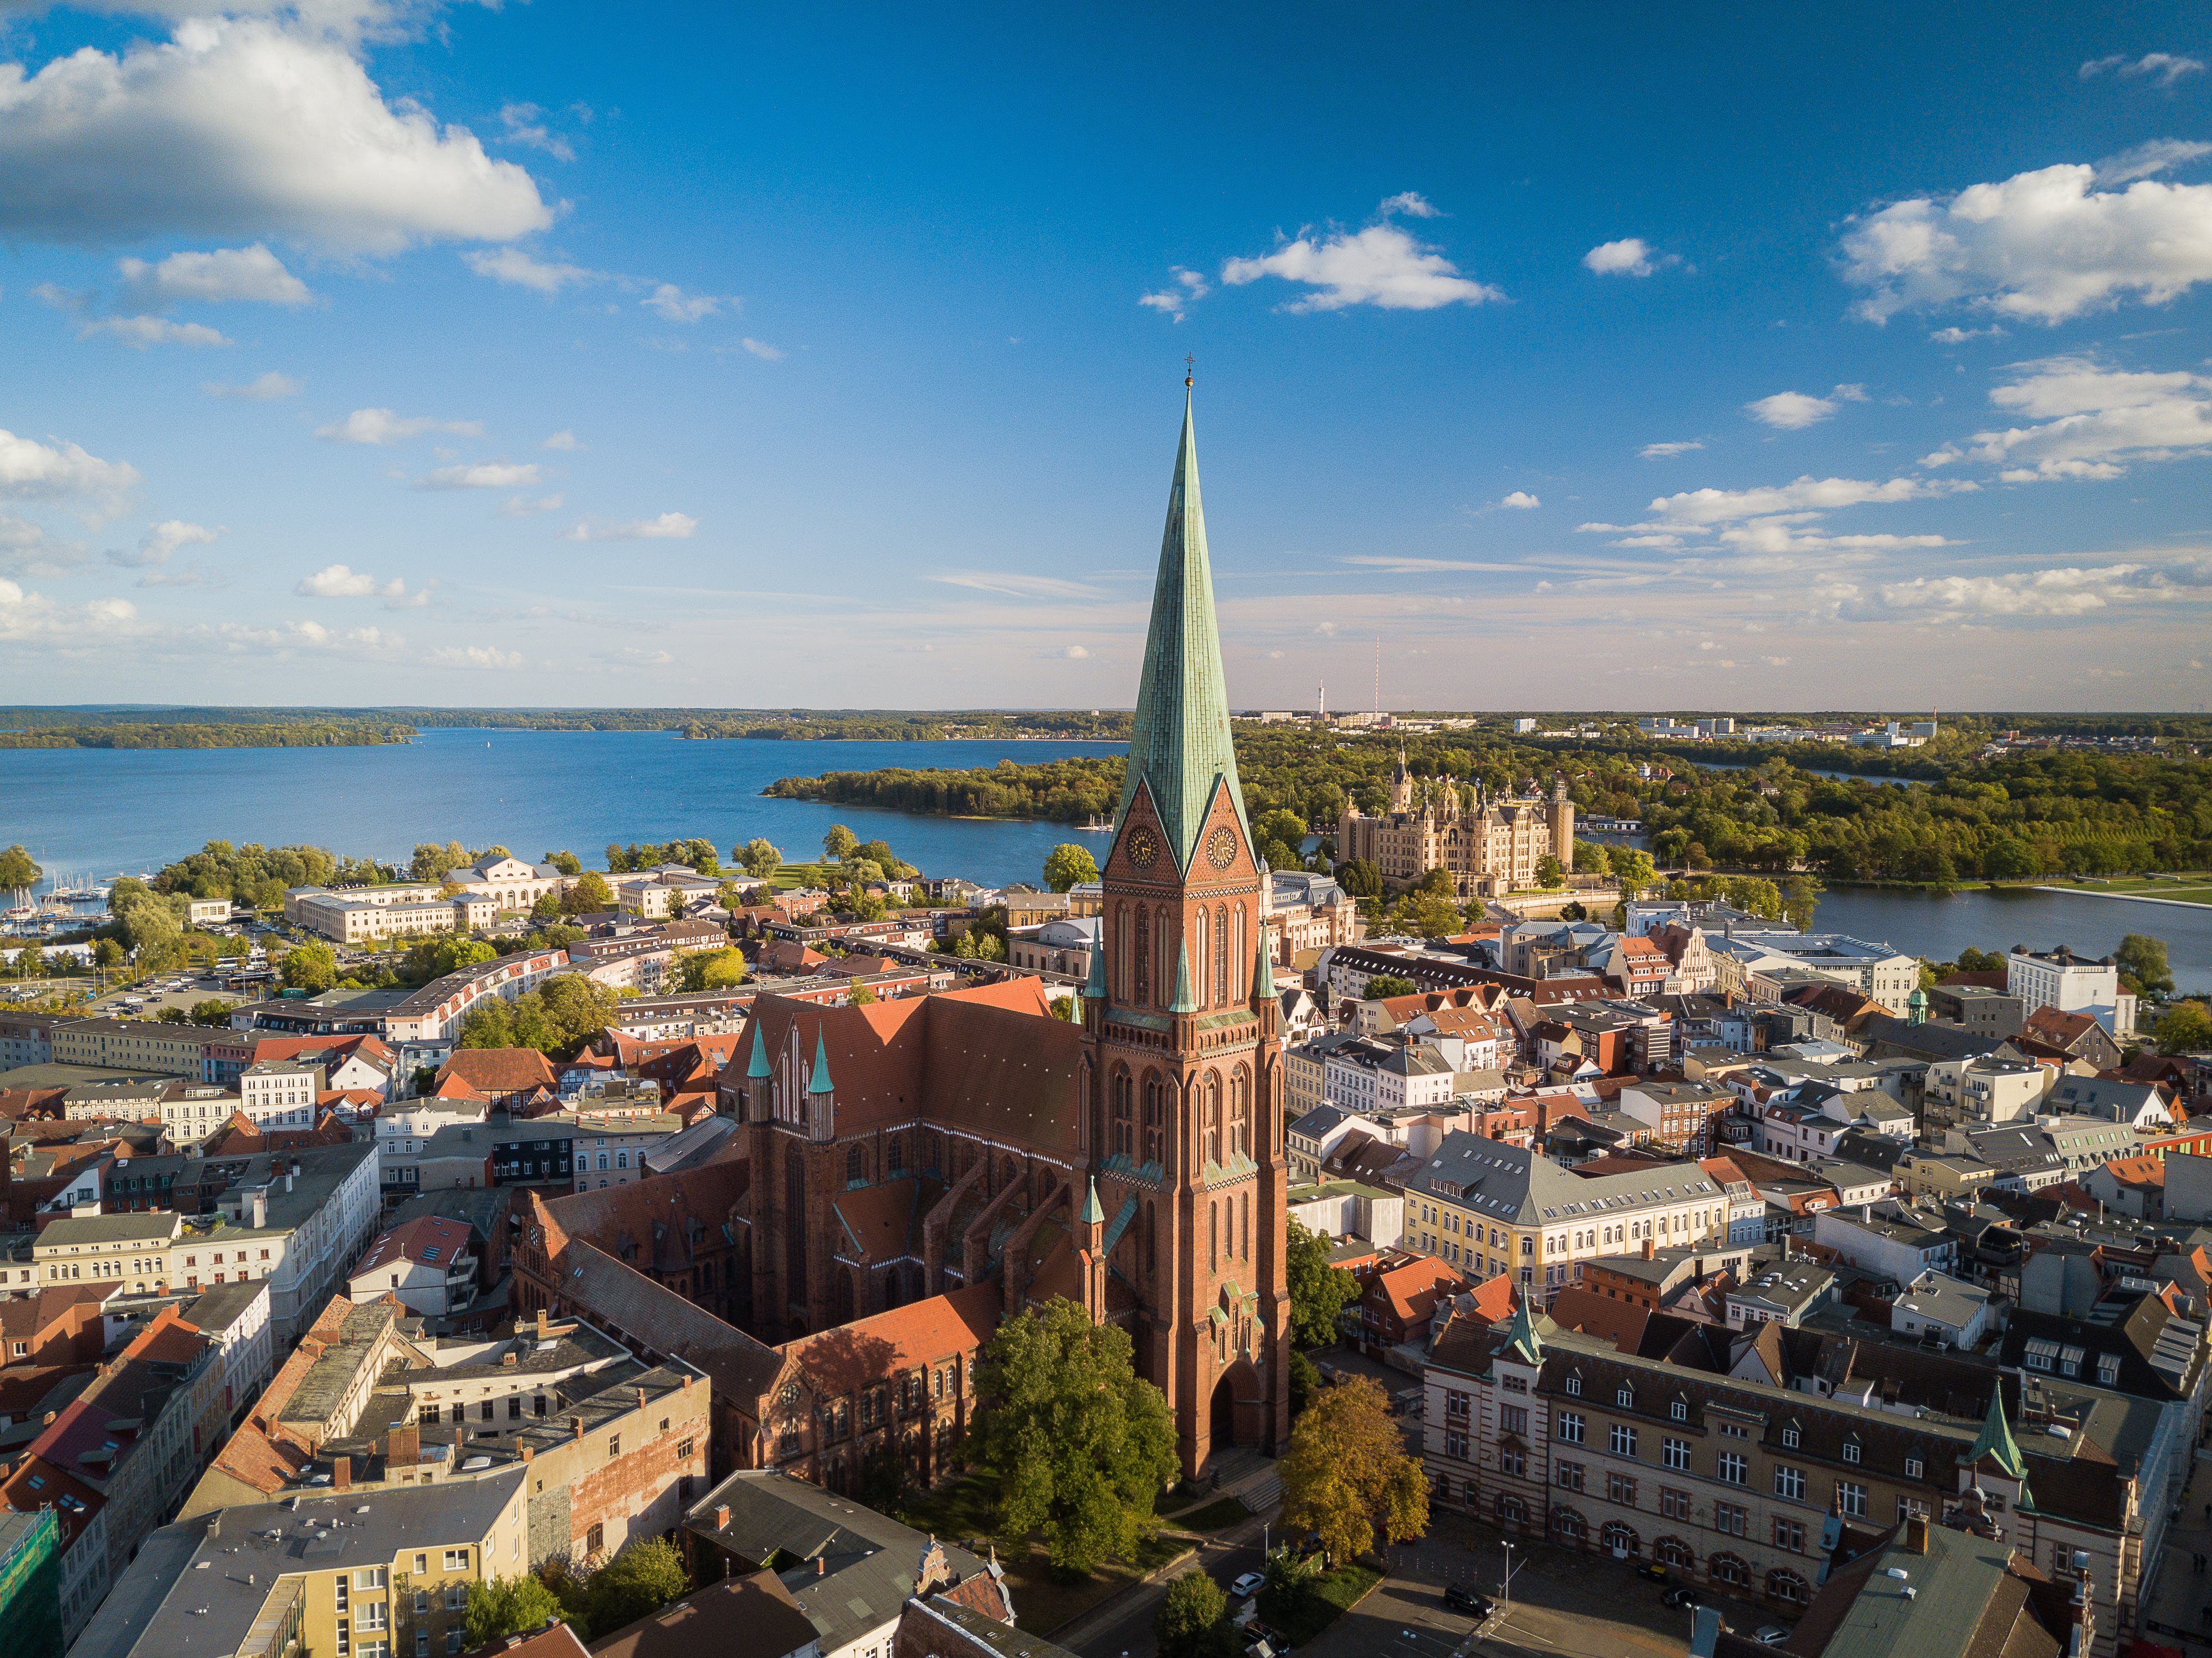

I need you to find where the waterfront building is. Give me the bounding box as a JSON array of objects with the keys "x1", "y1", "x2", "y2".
[{"x1": 1338, "y1": 756, "x2": 1575, "y2": 898}]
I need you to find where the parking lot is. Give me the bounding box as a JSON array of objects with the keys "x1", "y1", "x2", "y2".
[{"x1": 84, "y1": 969, "x2": 247, "y2": 1019}]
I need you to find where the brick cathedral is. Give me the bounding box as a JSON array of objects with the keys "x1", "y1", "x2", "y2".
[{"x1": 726, "y1": 381, "x2": 1291, "y2": 1475}]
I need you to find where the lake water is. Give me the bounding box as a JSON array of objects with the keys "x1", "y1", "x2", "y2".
[
  {"x1": 1, "y1": 729, "x2": 2204, "y2": 991},
  {"x1": 0, "y1": 728, "x2": 1125, "y2": 895}
]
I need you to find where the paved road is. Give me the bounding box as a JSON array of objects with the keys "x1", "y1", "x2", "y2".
[{"x1": 1073, "y1": 1514, "x2": 1275, "y2": 1658}]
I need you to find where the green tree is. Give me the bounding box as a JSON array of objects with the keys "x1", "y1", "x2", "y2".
[
  {"x1": 562, "y1": 872, "x2": 615, "y2": 915},
  {"x1": 1043, "y1": 843, "x2": 1100, "y2": 893},
  {"x1": 583, "y1": 1537, "x2": 690, "y2": 1635},
  {"x1": 531, "y1": 893, "x2": 562, "y2": 921},
  {"x1": 1279, "y1": 1375, "x2": 1428, "y2": 1565},
  {"x1": 677, "y1": 947, "x2": 749, "y2": 991},
  {"x1": 1406, "y1": 895, "x2": 1463, "y2": 939},
  {"x1": 1362, "y1": 974, "x2": 1418, "y2": 1001},
  {"x1": 2153, "y1": 1000, "x2": 2212, "y2": 1052},
  {"x1": 1610, "y1": 846, "x2": 1656, "y2": 897},
  {"x1": 1288, "y1": 1348, "x2": 1321, "y2": 1419},
  {"x1": 738, "y1": 837, "x2": 782, "y2": 879},
  {"x1": 1154, "y1": 1569, "x2": 1232, "y2": 1658},
  {"x1": 402, "y1": 935, "x2": 496, "y2": 985},
  {"x1": 457, "y1": 997, "x2": 518, "y2": 1048},
  {"x1": 1983, "y1": 838, "x2": 2040, "y2": 881},
  {"x1": 11, "y1": 943, "x2": 46, "y2": 979},
  {"x1": 968, "y1": 1297, "x2": 1178, "y2": 1577},
  {"x1": 2116, "y1": 934, "x2": 2175, "y2": 999},
  {"x1": 525, "y1": 975, "x2": 621, "y2": 1054},
  {"x1": 1533, "y1": 854, "x2": 1564, "y2": 890},
  {"x1": 280, "y1": 941, "x2": 339, "y2": 992},
  {"x1": 1286, "y1": 1218, "x2": 1360, "y2": 1348},
  {"x1": 823, "y1": 823, "x2": 859, "y2": 862},
  {"x1": 1335, "y1": 858, "x2": 1381, "y2": 898},
  {"x1": 1957, "y1": 946, "x2": 2007, "y2": 974},
  {"x1": 1783, "y1": 874, "x2": 1823, "y2": 933},
  {"x1": 1572, "y1": 840, "x2": 1611, "y2": 876},
  {"x1": 188, "y1": 999, "x2": 234, "y2": 1025},
  {"x1": 463, "y1": 1575, "x2": 568, "y2": 1647},
  {"x1": 90, "y1": 938, "x2": 125, "y2": 973},
  {"x1": 848, "y1": 981, "x2": 878, "y2": 1006},
  {"x1": 545, "y1": 850, "x2": 583, "y2": 877},
  {"x1": 411, "y1": 840, "x2": 470, "y2": 882},
  {"x1": 0, "y1": 844, "x2": 40, "y2": 895}
]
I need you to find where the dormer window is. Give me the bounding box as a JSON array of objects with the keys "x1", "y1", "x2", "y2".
[
  {"x1": 1616, "y1": 1386, "x2": 1634, "y2": 1408},
  {"x1": 1670, "y1": 1399, "x2": 1688, "y2": 1422},
  {"x1": 1565, "y1": 1373, "x2": 1583, "y2": 1398},
  {"x1": 1842, "y1": 1440, "x2": 1861, "y2": 1465},
  {"x1": 1781, "y1": 1423, "x2": 1800, "y2": 1449}
]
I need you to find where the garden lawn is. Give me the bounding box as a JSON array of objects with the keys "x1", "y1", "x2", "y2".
[
  {"x1": 1161, "y1": 1496, "x2": 1250, "y2": 1531},
  {"x1": 892, "y1": 1472, "x2": 1193, "y2": 1635},
  {"x1": 1261, "y1": 1564, "x2": 1385, "y2": 1646}
]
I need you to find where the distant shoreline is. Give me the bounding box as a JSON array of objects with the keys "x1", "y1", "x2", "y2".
[{"x1": 2028, "y1": 885, "x2": 2212, "y2": 912}]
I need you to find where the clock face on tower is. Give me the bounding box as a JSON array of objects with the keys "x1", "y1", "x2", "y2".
[
  {"x1": 1206, "y1": 826, "x2": 1238, "y2": 869},
  {"x1": 1126, "y1": 827, "x2": 1159, "y2": 869}
]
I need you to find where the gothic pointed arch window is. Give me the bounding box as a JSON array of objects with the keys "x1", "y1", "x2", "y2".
[
  {"x1": 1132, "y1": 908, "x2": 1149, "y2": 1006},
  {"x1": 1155, "y1": 906, "x2": 1174, "y2": 1006},
  {"x1": 1195, "y1": 908, "x2": 1209, "y2": 1006},
  {"x1": 1113, "y1": 904, "x2": 1128, "y2": 1001},
  {"x1": 1214, "y1": 903, "x2": 1229, "y2": 1006},
  {"x1": 1111, "y1": 1067, "x2": 1134, "y2": 1157},
  {"x1": 1230, "y1": 1066, "x2": 1252, "y2": 1161},
  {"x1": 1205, "y1": 1071, "x2": 1223, "y2": 1166}
]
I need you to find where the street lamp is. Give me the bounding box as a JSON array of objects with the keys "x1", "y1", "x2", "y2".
[{"x1": 1501, "y1": 1541, "x2": 1525, "y2": 1613}]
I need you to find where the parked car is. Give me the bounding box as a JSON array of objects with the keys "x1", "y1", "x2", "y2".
[
  {"x1": 1662, "y1": 1588, "x2": 1703, "y2": 1610},
  {"x1": 1635, "y1": 1563, "x2": 1672, "y2": 1584},
  {"x1": 1755, "y1": 1628, "x2": 1792, "y2": 1646},
  {"x1": 1445, "y1": 1586, "x2": 1493, "y2": 1617},
  {"x1": 1230, "y1": 1572, "x2": 1266, "y2": 1600}
]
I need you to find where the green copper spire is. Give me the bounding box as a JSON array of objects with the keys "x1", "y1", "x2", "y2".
[
  {"x1": 746, "y1": 1021, "x2": 771, "y2": 1079},
  {"x1": 1085, "y1": 928, "x2": 1107, "y2": 998},
  {"x1": 1170, "y1": 939, "x2": 1197, "y2": 1014},
  {"x1": 1503, "y1": 1287, "x2": 1543, "y2": 1365},
  {"x1": 806, "y1": 1027, "x2": 835, "y2": 1096},
  {"x1": 1081, "y1": 1177, "x2": 1105, "y2": 1226},
  {"x1": 1116, "y1": 382, "x2": 1250, "y2": 873},
  {"x1": 1968, "y1": 1386, "x2": 2026, "y2": 1481},
  {"x1": 1250, "y1": 922, "x2": 1273, "y2": 1002}
]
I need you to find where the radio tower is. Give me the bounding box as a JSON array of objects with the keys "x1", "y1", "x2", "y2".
[{"x1": 1317, "y1": 676, "x2": 1327, "y2": 723}]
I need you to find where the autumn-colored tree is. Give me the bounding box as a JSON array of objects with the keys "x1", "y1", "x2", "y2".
[{"x1": 1279, "y1": 1374, "x2": 1427, "y2": 1564}]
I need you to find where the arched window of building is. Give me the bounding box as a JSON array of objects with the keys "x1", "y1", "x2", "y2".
[
  {"x1": 1114, "y1": 904, "x2": 1127, "y2": 1001},
  {"x1": 1241, "y1": 1191, "x2": 1250, "y2": 1259},
  {"x1": 887, "y1": 1135, "x2": 904, "y2": 1177},
  {"x1": 1195, "y1": 908, "x2": 1209, "y2": 1007},
  {"x1": 1231, "y1": 1067, "x2": 1252, "y2": 1160},
  {"x1": 1209, "y1": 1201, "x2": 1218, "y2": 1270},
  {"x1": 1205, "y1": 1072, "x2": 1223, "y2": 1166},
  {"x1": 846, "y1": 1145, "x2": 863, "y2": 1185},
  {"x1": 1143, "y1": 1073, "x2": 1164, "y2": 1166},
  {"x1": 1156, "y1": 907, "x2": 1174, "y2": 1007},
  {"x1": 1133, "y1": 908, "x2": 1149, "y2": 1006},
  {"x1": 1111, "y1": 1068, "x2": 1134, "y2": 1156},
  {"x1": 1215, "y1": 903, "x2": 1229, "y2": 1006}
]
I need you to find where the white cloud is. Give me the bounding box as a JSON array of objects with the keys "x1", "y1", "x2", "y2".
[
  {"x1": 1583, "y1": 237, "x2": 1671, "y2": 277},
  {"x1": 1639, "y1": 440, "x2": 1704, "y2": 458},
  {"x1": 216, "y1": 616, "x2": 398, "y2": 653},
  {"x1": 1927, "y1": 354, "x2": 2212, "y2": 480},
  {"x1": 1866, "y1": 559, "x2": 2212, "y2": 619},
  {"x1": 2080, "y1": 52, "x2": 2206, "y2": 88},
  {"x1": 0, "y1": 19, "x2": 552, "y2": 255},
  {"x1": 1745, "y1": 390, "x2": 1838, "y2": 429},
  {"x1": 2094, "y1": 139, "x2": 2212, "y2": 187},
  {"x1": 79, "y1": 313, "x2": 233, "y2": 347},
  {"x1": 295, "y1": 562, "x2": 381, "y2": 596},
  {"x1": 930, "y1": 570, "x2": 1103, "y2": 600},
  {"x1": 642, "y1": 283, "x2": 720, "y2": 323},
  {"x1": 540, "y1": 430, "x2": 582, "y2": 451},
  {"x1": 416, "y1": 461, "x2": 539, "y2": 490},
  {"x1": 428, "y1": 643, "x2": 524, "y2": 669},
  {"x1": 498, "y1": 493, "x2": 564, "y2": 516},
  {"x1": 1048, "y1": 644, "x2": 1090, "y2": 659},
  {"x1": 1839, "y1": 161, "x2": 2212, "y2": 324},
  {"x1": 496, "y1": 101, "x2": 573, "y2": 162},
  {"x1": 202, "y1": 370, "x2": 300, "y2": 399},
  {"x1": 562, "y1": 511, "x2": 697, "y2": 541},
  {"x1": 1499, "y1": 490, "x2": 1540, "y2": 509},
  {"x1": 1930, "y1": 325, "x2": 2006, "y2": 344},
  {"x1": 1642, "y1": 474, "x2": 1970, "y2": 527},
  {"x1": 1139, "y1": 266, "x2": 1211, "y2": 321},
  {"x1": 1377, "y1": 191, "x2": 1441, "y2": 219},
  {"x1": 117, "y1": 243, "x2": 309, "y2": 308},
  {"x1": 316, "y1": 407, "x2": 482, "y2": 444},
  {"x1": 739, "y1": 337, "x2": 784, "y2": 360},
  {"x1": 463, "y1": 246, "x2": 601, "y2": 293},
  {"x1": 0, "y1": 577, "x2": 143, "y2": 644},
  {"x1": 110, "y1": 518, "x2": 218, "y2": 568},
  {"x1": 0, "y1": 427, "x2": 140, "y2": 505},
  {"x1": 1221, "y1": 195, "x2": 1504, "y2": 313},
  {"x1": 0, "y1": 514, "x2": 87, "y2": 579}
]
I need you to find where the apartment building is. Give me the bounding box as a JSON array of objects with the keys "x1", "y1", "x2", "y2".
[
  {"x1": 1323, "y1": 1036, "x2": 1456, "y2": 1116},
  {"x1": 48, "y1": 1018, "x2": 221, "y2": 1081},
  {"x1": 240, "y1": 1058, "x2": 326, "y2": 1122},
  {"x1": 1404, "y1": 1134, "x2": 1728, "y2": 1298},
  {"x1": 2008, "y1": 946, "x2": 2135, "y2": 1037},
  {"x1": 1923, "y1": 1052, "x2": 2049, "y2": 1130},
  {"x1": 1707, "y1": 932, "x2": 1919, "y2": 1016},
  {"x1": 1616, "y1": 1081, "x2": 1734, "y2": 1155},
  {"x1": 1422, "y1": 1303, "x2": 2157, "y2": 1655},
  {"x1": 380, "y1": 949, "x2": 575, "y2": 1045},
  {"x1": 71, "y1": 1471, "x2": 530, "y2": 1658}
]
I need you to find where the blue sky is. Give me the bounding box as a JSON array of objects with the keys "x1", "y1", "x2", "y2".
[{"x1": 2, "y1": 2, "x2": 2209, "y2": 712}]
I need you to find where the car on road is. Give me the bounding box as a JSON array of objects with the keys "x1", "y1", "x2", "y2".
[
  {"x1": 1662, "y1": 1588, "x2": 1703, "y2": 1610},
  {"x1": 1635, "y1": 1563, "x2": 1672, "y2": 1584},
  {"x1": 1755, "y1": 1628, "x2": 1792, "y2": 1646},
  {"x1": 1229, "y1": 1572, "x2": 1266, "y2": 1600},
  {"x1": 1444, "y1": 1585, "x2": 1493, "y2": 1617}
]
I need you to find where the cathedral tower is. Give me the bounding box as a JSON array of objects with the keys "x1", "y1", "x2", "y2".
[{"x1": 1083, "y1": 378, "x2": 1291, "y2": 1475}]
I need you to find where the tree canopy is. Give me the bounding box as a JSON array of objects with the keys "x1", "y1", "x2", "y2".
[
  {"x1": 1154, "y1": 1569, "x2": 1233, "y2": 1658},
  {"x1": 562, "y1": 872, "x2": 615, "y2": 914},
  {"x1": 2116, "y1": 933, "x2": 2175, "y2": 999},
  {"x1": 463, "y1": 1575, "x2": 567, "y2": 1647},
  {"x1": 0, "y1": 845, "x2": 41, "y2": 893},
  {"x1": 678, "y1": 946, "x2": 749, "y2": 991},
  {"x1": 578, "y1": 1537, "x2": 689, "y2": 1635},
  {"x1": 1361, "y1": 974, "x2": 1418, "y2": 1000},
  {"x1": 967, "y1": 1296, "x2": 1178, "y2": 1576},
  {"x1": 822, "y1": 823, "x2": 859, "y2": 861},
  {"x1": 280, "y1": 941, "x2": 339, "y2": 992},
  {"x1": 1279, "y1": 1374, "x2": 1428, "y2": 1564},
  {"x1": 2154, "y1": 1000, "x2": 2212, "y2": 1053},
  {"x1": 736, "y1": 837, "x2": 782, "y2": 878},
  {"x1": 1286, "y1": 1219, "x2": 1361, "y2": 1348},
  {"x1": 1042, "y1": 843, "x2": 1099, "y2": 893}
]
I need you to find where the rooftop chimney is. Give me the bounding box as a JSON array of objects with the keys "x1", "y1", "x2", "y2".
[
  {"x1": 252, "y1": 1188, "x2": 268, "y2": 1229},
  {"x1": 1904, "y1": 1514, "x2": 1928, "y2": 1553},
  {"x1": 572, "y1": 1416, "x2": 584, "y2": 1441},
  {"x1": 332, "y1": 1455, "x2": 351, "y2": 1490},
  {"x1": 815, "y1": 1557, "x2": 825, "y2": 1577},
  {"x1": 1642, "y1": 1239, "x2": 1655, "y2": 1260},
  {"x1": 206, "y1": 1513, "x2": 221, "y2": 1538},
  {"x1": 636, "y1": 1386, "x2": 647, "y2": 1410},
  {"x1": 520, "y1": 1444, "x2": 532, "y2": 1463},
  {"x1": 714, "y1": 1505, "x2": 730, "y2": 1530}
]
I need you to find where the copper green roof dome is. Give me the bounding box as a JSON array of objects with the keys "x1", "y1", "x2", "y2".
[{"x1": 1116, "y1": 384, "x2": 1250, "y2": 874}]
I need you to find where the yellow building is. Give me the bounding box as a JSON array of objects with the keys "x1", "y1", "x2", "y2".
[{"x1": 69, "y1": 1468, "x2": 528, "y2": 1658}]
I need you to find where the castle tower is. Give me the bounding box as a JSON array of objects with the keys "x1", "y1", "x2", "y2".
[
  {"x1": 1548, "y1": 771, "x2": 1575, "y2": 864},
  {"x1": 1084, "y1": 376, "x2": 1291, "y2": 1475}
]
